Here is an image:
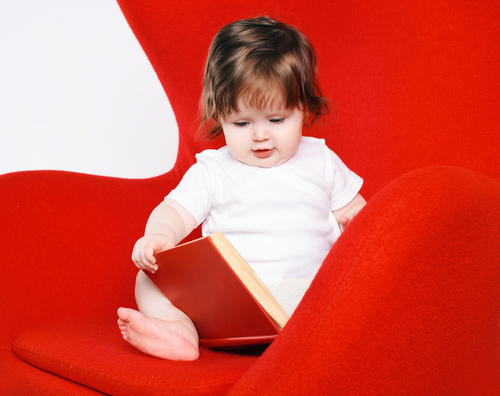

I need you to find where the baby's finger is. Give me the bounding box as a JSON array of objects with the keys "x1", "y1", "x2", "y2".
[
  {"x1": 144, "y1": 246, "x2": 157, "y2": 265},
  {"x1": 142, "y1": 261, "x2": 158, "y2": 273},
  {"x1": 339, "y1": 216, "x2": 349, "y2": 232},
  {"x1": 340, "y1": 216, "x2": 350, "y2": 225},
  {"x1": 136, "y1": 257, "x2": 156, "y2": 273},
  {"x1": 140, "y1": 248, "x2": 158, "y2": 272},
  {"x1": 132, "y1": 249, "x2": 152, "y2": 270}
]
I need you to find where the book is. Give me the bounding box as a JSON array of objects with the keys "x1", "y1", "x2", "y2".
[{"x1": 146, "y1": 232, "x2": 313, "y2": 348}]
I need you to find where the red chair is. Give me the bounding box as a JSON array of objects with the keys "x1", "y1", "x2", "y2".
[{"x1": 2, "y1": 0, "x2": 500, "y2": 394}]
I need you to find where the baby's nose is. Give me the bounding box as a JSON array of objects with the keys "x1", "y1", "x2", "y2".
[{"x1": 253, "y1": 128, "x2": 270, "y2": 141}]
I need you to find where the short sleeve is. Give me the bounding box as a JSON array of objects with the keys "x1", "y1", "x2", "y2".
[
  {"x1": 166, "y1": 160, "x2": 212, "y2": 226},
  {"x1": 327, "y1": 149, "x2": 364, "y2": 211}
]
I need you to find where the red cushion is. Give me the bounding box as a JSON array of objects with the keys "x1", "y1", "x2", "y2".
[
  {"x1": 12, "y1": 317, "x2": 263, "y2": 396},
  {"x1": 0, "y1": 348, "x2": 103, "y2": 395}
]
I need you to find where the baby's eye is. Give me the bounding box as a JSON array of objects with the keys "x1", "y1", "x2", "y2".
[
  {"x1": 234, "y1": 121, "x2": 249, "y2": 127},
  {"x1": 270, "y1": 118, "x2": 285, "y2": 124}
]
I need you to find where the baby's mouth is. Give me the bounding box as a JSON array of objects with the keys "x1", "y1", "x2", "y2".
[{"x1": 252, "y1": 148, "x2": 275, "y2": 158}]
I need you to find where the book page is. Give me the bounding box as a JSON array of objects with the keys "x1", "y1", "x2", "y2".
[
  {"x1": 210, "y1": 232, "x2": 289, "y2": 328},
  {"x1": 269, "y1": 278, "x2": 313, "y2": 317}
]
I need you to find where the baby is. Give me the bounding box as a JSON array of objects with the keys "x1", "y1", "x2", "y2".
[{"x1": 118, "y1": 16, "x2": 366, "y2": 361}]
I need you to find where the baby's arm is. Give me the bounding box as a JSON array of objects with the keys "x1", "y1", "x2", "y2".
[
  {"x1": 333, "y1": 193, "x2": 367, "y2": 232},
  {"x1": 132, "y1": 198, "x2": 197, "y2": 273}
]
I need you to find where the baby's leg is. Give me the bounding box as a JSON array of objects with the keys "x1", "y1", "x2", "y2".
[{"x1": 117, "y1": 270, "x2": 199, "y2": 361}]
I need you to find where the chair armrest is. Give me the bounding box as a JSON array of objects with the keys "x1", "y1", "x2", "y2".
[
  {"x1": 228, "y1": 166, "x2": 500, "y2": 394},
  {"x1": 0, "y1": 170, "x2": 177, "y2": 346}
]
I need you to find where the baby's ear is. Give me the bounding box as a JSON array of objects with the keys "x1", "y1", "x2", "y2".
[{"x1": 302, "y1": 108, "x2": 312, "y2": 127}]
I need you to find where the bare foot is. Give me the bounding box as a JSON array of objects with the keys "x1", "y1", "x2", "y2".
[{"x1": 117, "y1": 307, "x2": 199, "y2": 361}]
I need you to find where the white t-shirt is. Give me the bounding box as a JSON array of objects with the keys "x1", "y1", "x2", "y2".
[{"x1": 167, "y1": 137, "x2": 363, "y2": 288}]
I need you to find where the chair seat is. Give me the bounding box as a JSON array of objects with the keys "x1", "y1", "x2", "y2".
[
  {"x1": 12, "y1": 317, "x2": 265, "y2": 396},
  {"x1": 1, "y1": 347, "x2": 104, "y2": 395}
]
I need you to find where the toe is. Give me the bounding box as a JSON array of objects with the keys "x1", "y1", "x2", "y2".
[{"x1": 117, "y1": 307, "x2": 134, "y2": 322}]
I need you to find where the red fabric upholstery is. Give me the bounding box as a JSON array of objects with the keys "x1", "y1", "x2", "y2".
[
  {"x1": 9, "y1": 167, "x2": 500, "y2": 395},
  {"x1": 0, "y1": 349, "x2": 104, "y2": 395},
  {"x1": 2, "y1": 0, "x2": 500, "y2": 394},
  {"x1": 0, "y1": 170, "x2": 187, "y2": 391},
  {"x1": 117, "y1": 0, "x2": 500, "y2": 198},
  {"x1": 12, "y1": 318, "x2": 262, "y2": 396},
  {"x1": 228, "y1": 167, "x2": 500, "y2": 394}
]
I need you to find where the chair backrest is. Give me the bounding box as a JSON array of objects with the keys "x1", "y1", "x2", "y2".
[{"x1": 117, "y1": 0, "x2": 500, "y2": 198}]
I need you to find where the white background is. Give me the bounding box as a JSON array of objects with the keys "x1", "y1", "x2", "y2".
[{"x1": 0, "y1": 0, "x2": 178, "y2": 179}]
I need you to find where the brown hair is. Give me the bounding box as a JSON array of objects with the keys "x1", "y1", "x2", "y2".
[{"x1": 200, "y1": 16, "x2": 330, "y2": 139}]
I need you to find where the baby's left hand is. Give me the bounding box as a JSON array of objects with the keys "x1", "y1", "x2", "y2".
[{"x1": 333, "y1": 193, "x2": 366, "y2": 233}]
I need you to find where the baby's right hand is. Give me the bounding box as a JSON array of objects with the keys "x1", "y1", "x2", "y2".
[{"x1": 132, "y1": 233, "x2": 174, "y2": 273}]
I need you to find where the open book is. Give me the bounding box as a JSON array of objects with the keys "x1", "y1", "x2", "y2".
[{"x1": 146, "y1": 232, "x2": 313, "y2": 348}]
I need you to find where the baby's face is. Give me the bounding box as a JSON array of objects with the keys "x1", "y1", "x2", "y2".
[{"x1": 221, "y1": 100, "x2": 303, "y2": 168}]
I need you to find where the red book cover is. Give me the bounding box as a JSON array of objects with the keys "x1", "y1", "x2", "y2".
[{"x1": 146, "y1": 233, "x2": 283, "y2": 348}]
